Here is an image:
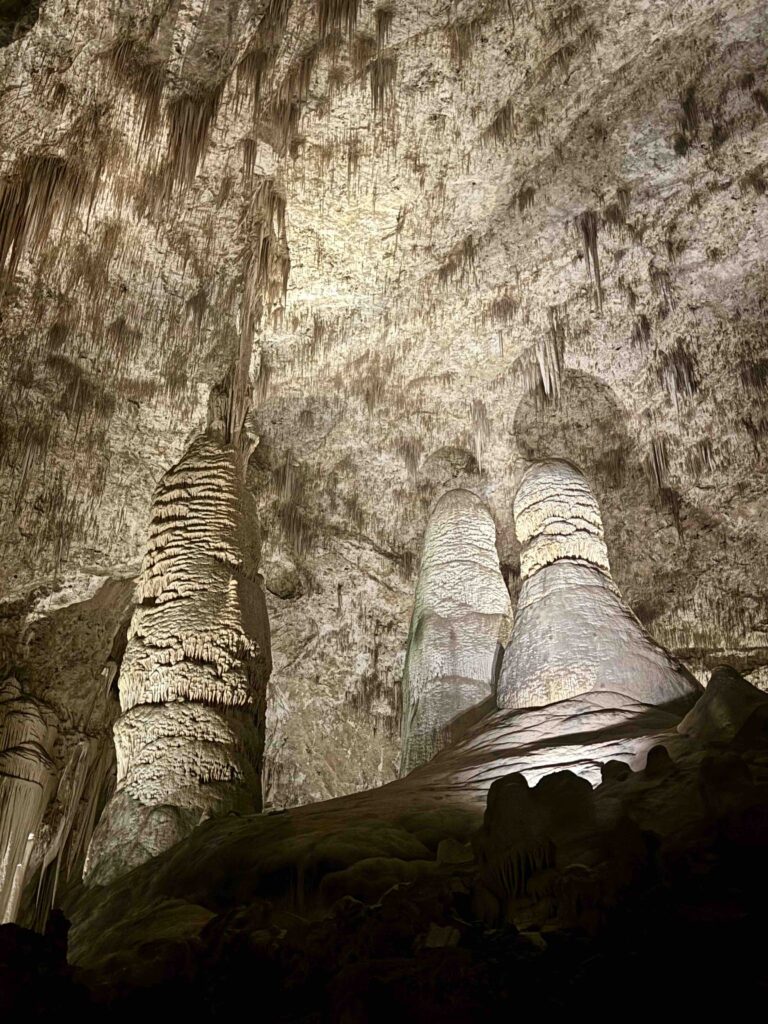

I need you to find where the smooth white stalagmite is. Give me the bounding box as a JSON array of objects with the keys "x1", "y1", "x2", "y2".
[
  {"x1": 84, "y1": 433, "x2": 271, "y2": 885},
  {"x1": 400, "y1": 489, "x2": 512, "y2": 776},
  {"x1": 498, "y1": 459, "x2": 701, "y2": 709},
  {"x1": 0, "y1": 678, "x2": 56, "y2": 922}
]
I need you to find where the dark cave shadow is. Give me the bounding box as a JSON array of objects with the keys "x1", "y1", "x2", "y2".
[{"x1": 512, "y1": 368, "x2": 635, "y2": 488}]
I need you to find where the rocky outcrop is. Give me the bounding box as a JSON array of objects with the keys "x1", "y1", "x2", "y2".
[
  {"x1": 84, "y1": 433, "x2": 271, "y2": 886},
  {"x1": 65, "y1": 663, "x2": 768, "y2": 1011},
  {"x1": 498, "y1": 460, "x2": 701, "y2": 710},
  {"x1": 678, "y1": 664, "x2": 768, "y2": 743},
  {"x1": 0, "y1": 678, "x2": 55, "y2": 922},
  {"x1": 400, "y1": 489, "x2": 511, "y2": 775}
]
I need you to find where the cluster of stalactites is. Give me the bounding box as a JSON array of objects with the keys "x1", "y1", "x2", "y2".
[
  {"x1": 514, "y1": 459, "x2": 612, "y2": 582},
  {"x1": 84, "y1": 432, "x2": 270, "y2": 886},
  {"x1": 400, "y1": 489, "x2": 512, "y2": 776},
  {"x1": 0, "y1": 679, "x2": 56, "y2": 923}
]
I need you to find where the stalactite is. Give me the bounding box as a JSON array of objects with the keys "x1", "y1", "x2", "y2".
[
  {"x1": 510, "y1": 305, "x2": 566, "y2": 404},
  {"x1": 575, "y1": 209, "x2": 603, "y2": 312},
  {"x1": 32, "y1": 737, "x2": 113, "y2": 929},
  {"x1": 470, "y1": 398, "x2": 491, "y2": 468},
  {"x1": 482, "y1": 99, "x2": 515, "y2": 146},
  {"x1": 164, "y1": 83, "x2": 225, "y2": 188},
  {"x1": 0, "y1": 154, "x2": 90, "y2": 281},
  {"x1": 369, "y1": 54, "x2": 397, "y2": 115},
  {"x1": 437, "y1": 234, "x2": 476, "y2": 285},
  {"x1": 649, "y1": 262, "x2": 674, "y2": 312},
  {"x1": 447, "y1": 14, "x2": 483, "y2": 66},
  {"x1": 350, "y1": 32, "x2": 376, "y2": 76},
  {"x1": 515, "y1": 185, "x2": 535, "y2": 215},
  {"x1": 656, "y1": 338, "x2": 699, "y2": 408},
  {"x1": 685, "y1": 438, "x2": 716, "y2": 478},
  {"x1": 375, "y1": 4, "x2": 394, "y2": 50},
  {"x1": 235, "y1": 46, "x2": 268, "y2": 121},
  {"x1": 103, "y1": 37, "x2": 165, "y2": 142},
  {"x1": 645, "y1": 436, "x2": 670, "y2": 491},
  {"x1": 483, "y1": 287, "x2": 520, "y2": 325},
  {"x1": 318, "y1": 0, "x2": 359, "y2": 39},
  {"x1": 631, "y1": 313, "x2": 651, "y2": 349}
]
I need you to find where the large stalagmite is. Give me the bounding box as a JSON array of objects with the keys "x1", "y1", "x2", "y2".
[
  {"x1": 400, "y1": 489, "x2": 511, "y2": 776},
  {"x1": 498, "y1": 460, "x2": 701, "y2": 710},
  {"x1": 84, "y1": 432, "x2": 271, "y2": 885},
  {"x1": 0, "y1": 678, "x2": 55, "y2": 922}
]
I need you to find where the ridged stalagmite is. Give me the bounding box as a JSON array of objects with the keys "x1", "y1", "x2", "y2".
[
  {"x1": 497, "y1": 460, "x2": 701, "y2": 710},
  {"x1": 84, "y1": 434, "x2": 271, "y2": 885},
  {"x1": 400, "y1": 489, "x2": 512, "y2": 776},
  {"x1": 0, "y1": 678, "x2": 56, "y2": 922}
]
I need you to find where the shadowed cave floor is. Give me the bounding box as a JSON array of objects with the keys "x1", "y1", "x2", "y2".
[{"x1": 3, "y1": 678, "x2": 768, "y2": 1020}]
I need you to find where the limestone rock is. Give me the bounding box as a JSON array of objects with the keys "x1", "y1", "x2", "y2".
[
  {"x1": 678, "y1": 665, "x2": 768, "y2": 743},
  {"x1": 498, "y1": 461, "x2": 701, "y2": 710},
  {"x1": 84, "y1": 433, "x2": 271, "y2": 885},
  {"x1": 0, "y1": 678, "x2": 56, "y2": 922},
  {"x1": 400, "y1": 489, "x2": 511, "y2": 775}
]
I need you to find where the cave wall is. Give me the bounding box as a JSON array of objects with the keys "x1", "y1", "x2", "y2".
[{"x1": 0, "y1": 0, "x2": 767, "y2": 824}]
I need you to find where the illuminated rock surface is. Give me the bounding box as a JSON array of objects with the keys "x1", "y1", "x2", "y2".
[
  {"x1": 0, "y1": 8, "x2": 767, "y2": 999},
  {"x1": 400, "y1": 489, "x2": 511, "y2": 774},
  {"x1": 1, "y1": 0, "x2": 768, "y2": 825},
  {"x1": 498, "y1": 460, "x2": 701, "y2": 710},
  {"x1": 84, "y1": 433, "x2": 271, "y2": 886}
]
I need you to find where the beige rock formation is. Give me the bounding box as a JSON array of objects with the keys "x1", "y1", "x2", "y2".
[
  {"x1": 498, "y1": 460, "x2": 701, "y2": 710},
  {"x1": 84, "y1": 432, "x2": 271, "y2": 885},
  {"x1": 0, "y1": 677, "x2": 56, "y2": 922},
  {"x1": 400, "y1": 489, "x2": 511, "y2": 775},
  {"x1": 1, "y1": 0, "x2": 767, "y2": 821}
]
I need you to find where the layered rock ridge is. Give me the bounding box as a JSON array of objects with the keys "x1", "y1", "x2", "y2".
[
  {"x1": 400, "y1": 489, "x2": 512, "y2": 776},
  {"x1": 498, "y1": 459, "x2": 701, "y2": 710},
  {"x1": 84, "y1": 432, "x2": 271, "y2": 885}
]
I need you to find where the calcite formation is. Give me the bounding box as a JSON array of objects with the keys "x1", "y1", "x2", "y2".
[
  {"x1": 1, "y1": 0, "x2": 768, "y2": 819},
  {"x1": 0, "y1": 677, "x2": 55, "y2": 922},
  {"x1": 400, "y1": 489, "x2": 511, "y2": 775},
  {"x1": 84, "y1": 432, "x2": 271, "y2": 885},
  {"x1": 498, "y1": 460, "x2": 701, "y2": 710}
]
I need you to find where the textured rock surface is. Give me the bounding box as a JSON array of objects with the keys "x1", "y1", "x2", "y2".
[
  {"x1": 0, "y1": 677, "x2": 55, "y2": 921},
  {"x1": 678, "y1": 662, "x2": 768, "y2": 742},
  {"x1": 84, "y1": 432, "x2": 271, "y2": 885},
  {"x1": 1, "y1": 0, "x2": 767, "y2": 816},
  {"x1": 400, "y1": 489, "x2": 511, "y2": 774},
  {"x1": 63, "y1": 666, "x2": 768, "y2": 997},
  {"x1": 499, "y1": 460, "x2": 702, "y2": 709}
]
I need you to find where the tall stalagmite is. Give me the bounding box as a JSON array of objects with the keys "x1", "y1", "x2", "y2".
[
  {"x1": 497, "y1": 460, "x2": 701, "y2": 710},
  {"x1": 400, "y1": 489, "x2": 511, "y2": 776},
  {"x1": 84, "y1": 433, "x2": 271, "y2": 885},
  {"x1": 0, "y1": 678, "x2": 55, "y2": 922}
]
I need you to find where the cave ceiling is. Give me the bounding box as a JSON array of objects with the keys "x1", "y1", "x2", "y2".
[{"x1": 1, "y1": 0, "x2": 767, "y2": 810}]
